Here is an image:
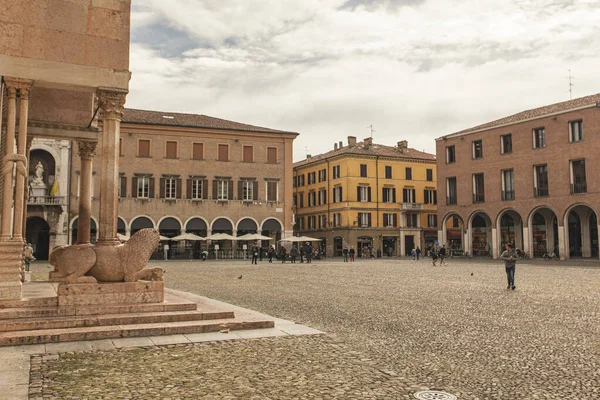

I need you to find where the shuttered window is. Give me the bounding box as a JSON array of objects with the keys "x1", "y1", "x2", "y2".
[
  {"x1": 267, "y1": 147, "x2": 277, "y2": 164},
  {"x1": 218, "y1": 144, "x2": 229, "y2": 161},
  {"x1": 138, "y1": 140, "x2": 150, "y2": 157},
  {"x1": 192, "y1": 143, "x2": 204, "y2": 160},
  {"x1": 243, "y1": 146, "x2": 253, "y2": 162},
  {"x1": 267, "y1": 181, "x2": 278, "y2": 202},
  {"x1": 119, "y1": 138, "x2": 124, "y2": 156},
  {"x1": 166, "y1": 141, "x2": 178, "y2": 158}
]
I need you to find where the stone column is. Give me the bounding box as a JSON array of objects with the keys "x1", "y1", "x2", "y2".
[
  {"x1": 96, "y1": 89, "x2": 127, "y2": 246},
  {"x1": 12, "y1": 81, "x2": 33, "y2": 240},
  {"x1": 491, "y1": 227, "x2": 499, "y2": 258},
  {"x1": 76, "y1": 141, "x2": 97, "y2": 244},
  {"x1": 0, "y1": 85, "x2": 17, "y2": 240},
  {"x1": 558, "y1": 225, "x2": 567, "y2": 260},
  {"x1": 21, "y1": 136, "x2": 34, "y2": 241},
  {"x1": 522, "y1": 226, "x2": 531, "y2": 255},
  {"x1": 581, "y1": 213, "x2": 591, "y2": 258}
]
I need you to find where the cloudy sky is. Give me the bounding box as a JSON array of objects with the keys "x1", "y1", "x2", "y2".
[{"x1": 127, "y1": 0, "x2": 600, "y2": 161}]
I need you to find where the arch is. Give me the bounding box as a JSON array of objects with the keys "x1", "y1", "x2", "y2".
[
  {"x1": 158, "y1": 217, "x2": 181, "y2": 232},
  {"x1": 561, "y1": 203, "x2": 597, "y2": 224},
  {"x1": 70, "y1": 216, "x2": 98, "y2": 244},
  {"x1": 467, "y1": 210, "x2": 492, "y2": 228},
  {"x1": 129, "y1": 215, "x2": 156, "y2": 231},
  {"x1": 495, "y1": 208, "x2": 524, "y2": 254},
  {"x1": 442, "y1": 212, "x2": 465, "y2": 254},
  {"x1": 210, "y1": 216, "x2": 234, "y2": 232},
  {"x1": 117, "y1": 217, "x2": 127, "y2": 234},
  {"x1": 468, "y1": 211, "x2": 492, "y2": 257},
  {"x1": 528, "y1": 206, "x2": 559, "y2": 258},
  {"x1": 562, "y1": 203, "x2": 598, "y2": 258},
  {"x1": 157, "y1": 215, "x2": 183, "y2": 230},
  {"x1": 185, "y1": 217, "x2": 208, "y2": 232},
  {"x1": 260, "y1": 217, "x2": 283, "y2": 231},
  {"x1": 441, "y1": 212, "x2": 464, "y2": 227},
  {"x1": 26, "y1": 217, "x2": 50, "y2": 260},
  {"x1": 526, "y1": 205, "x2": 560, "y2": 229},
  {"x1": 30, "y1": 143, "x2": 60, "y2": 165},
  {"x1": 236, "y1": 217, "x2": 259, "y2": 232}
]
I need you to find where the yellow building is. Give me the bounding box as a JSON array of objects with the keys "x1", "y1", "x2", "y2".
[{"x1": 293, "y1": 136, "x2": 437, "y2": 257}]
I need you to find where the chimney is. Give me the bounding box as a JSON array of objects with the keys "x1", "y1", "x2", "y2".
[
  {"x1": 397, "y1": 140, "x2": 408, "y2": 153},
  {"x1": 348, "y1": 136, "x2": 357, "y2": 146},
  {"x1": 364, "y1": 137, "x2": 373, "y2": 149},
  {"x1": 334, "y1": 143, "x2": 338, "y2": 150},
  {"x1": 307, "y1": 154, "x2": 312, "y2": 161},
  {"x1": 338, "y1": 141, "x2": 343, "y2": 149}
]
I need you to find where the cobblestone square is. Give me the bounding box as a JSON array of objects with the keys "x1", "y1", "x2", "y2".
[{"x1": 32, "y1": 259, "x2": 600, "y2": 399}]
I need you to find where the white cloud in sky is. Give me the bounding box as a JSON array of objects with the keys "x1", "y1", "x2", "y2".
[{"x1": 127, "y1": 0, "x2": 600, "y2": 160}]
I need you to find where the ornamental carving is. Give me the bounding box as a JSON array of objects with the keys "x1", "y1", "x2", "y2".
[
  {"x1": 77, "y1": 141, "x2": 98, "y2": 160},
  {"x1": 96, "y1": 89, "x2": 127, "y2": 120}
]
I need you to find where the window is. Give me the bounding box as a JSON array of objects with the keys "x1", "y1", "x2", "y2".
[
  {"x1": 217, "y1": 144, "x2": 229, "y2": 161},
  {"x1": 569, "y1": 120, "x2": 583, "y2": 142},
  {"x1": 293, "y1": 176, "x2": 297, "y2": 188},
  {"x1": 360, "y1": 164, "x2": 368, "y2": 177},
  {"x1": 533, "y1": 128, "x2": 546, "y2": 149},
  {"x1": 165, "y1": 141, "x2": 178, "y2": 158},
  {"x1": 452, "y1": 216, "x2": 460, "y2": 228},
  {"x1": 472, "y1": 173, "x2": 485, "y2": 203},
  {"x1": 307, "y1": 191, "x2": 316, "y2": 206},
  {"x1": 267, "y1": 147, "x2": 277, "y2": 164},
  {"x1": 192, "y1": 143, "x2": 204, "y2": 160},
  {"x1": 332, "y1": 165, "x2": 341, "y2": 179},
  {"x1": 164, "y1": 178, "x2": 177, "y2": 199},
  {"x1": 297, "y1": 174, "x2": 305, "y2": 187},
  {"x1": 267, "y1": 181, "x2": 278, "y2": 202},
  {"x1": 137, "y1": 177, "x2": 150, "y2": 199},
  {"x1": 406, "y1": 213, "x2": 418, "y2": 228},
  {"x1": 472, "y1": 140, "x2": 483, "y2": 159},
  {"x1": 383, "y1": 213, "x2": 397, "y2": 227},
  {"x1": 357, "y1": 186, "x2": 371, "y2": 202},
  {"x1": 297, "y1": 216, "x2": 305, "y2": 230},
  {"x1": 216, "y1": 180, "x2": 229, "y2": 200},
  {"x1": 405, "y1": 167, "x2": 412, "y2": 180},
  {"x1": 318, "y1": 189, "x2": 327, "y2": 205},
  {"x1": 119, "y1": 138, "x2": 124, "y2": 156},
  {"x1": 319, "y1": 215, "x2": 327, "y2": 229},
  {"x1": 501, "y1": 169, "x2": 514, "y2": 200},
  {"x1": 570, "y1": 159, "x2": 587, "y2": 194},
  {"x1": 358, "y1": 212, "x2": 371, "y2": 227},
  {"x1": 424, "y1": 189, "x2": 437, "y2": 204},
  {"x1": 308, "y1": 216, "x2": 316, "y2": 230},
  {"x1": 138, "y1": 139, "x2": 150, "y2": 157},
  {"x1": 382, "y1": 187, "x2": 396, "y2": 203},
  {"x1": 190, "y1": 179, "x2": 204, "y2": 200},
  {"x1": 298, "y1": 192, "x2": 304, "y2": 208},
  {"x1": 308, "y1": 172, "x2": 316, "y2": 185},
  {"x1": 318, "y1": 169, "x2": 327, "y2": 182},
  {"x1": 242, "y1": 146, "x2": 253, "y2": 162},
  {"x1": 385, "y1": 166, "x2": 392, "y2": 179},
  {"x1": 446, "y1": 146, "x2": 456, "y2": 164},
  {"x1": 241, "y1": 180, "x2": 253, "y2": 201},
  {"x1": 534, "y1": 165, "x2": 549, "y2": 197},
  {"x1": 402, "y1": 188, "x2": 416, "y2": 203},
  {"x1": 333, "y1": 186, "x2": 343, "y2": 203},
  {"x1": 447, "y1": 177, "x2": 457, "y2": 205},
  {"x1": 427, "y1": 214, "x2": 438, "y2": 228},
  {"x1": 332, "y1": 213, "x2": 341, "y2": 227},
  {"x1": 501, "y1": 134, "x2": 512, "y2": 154},
  {"x1": 118, "y1": 175, "x2": 126, "y2": 198},
  {"x1": 426, "y1": 169, "x2": 433, "y2": 181}
]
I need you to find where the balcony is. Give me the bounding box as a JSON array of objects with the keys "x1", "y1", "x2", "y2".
[
  {"x1": 534, "y1": 187, "x2": 549, "y2": 197},
  {"x1": 446, "y1": 196, "x2": 457, "y2": 206},
  {"x1": 400, "y1": 203, "x2": 423, "y2": 210},
  {"x1": 571, "y1": 182, "x2": 587, "y2": 194},
  {"x1": 502, "y1": 190, "x2": 515, "y2": 201},
  {"x1": 472, "y1": 193, "x2": 485, "y2": 203},
  {"x1": 28, "y1": 196, "x2": 66, "y2": 206}
]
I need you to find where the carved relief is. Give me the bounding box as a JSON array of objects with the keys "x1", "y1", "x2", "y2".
[
  {"x1": 77, "y1": 140, "x2": 98, "y2": 160},
  {"x1": 97, "y1": 89, "x2": 127, "y2": 120}
]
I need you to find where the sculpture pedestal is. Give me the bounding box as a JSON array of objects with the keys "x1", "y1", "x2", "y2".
[
  {"x1": 57, "y1": 281, "x2": 164, "y2": 306},
  {"x1": 30, "y1": 183, "x2": 47, "y2": 197}
]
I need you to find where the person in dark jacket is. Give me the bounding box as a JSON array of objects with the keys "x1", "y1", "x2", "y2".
[
  {"x1": 439, "y1": 245, "x2": 447, "y2": 266},
  {"x1": 268, "y1": 246, "x2": 275, "y2": 263},
  {"x1": 415, "y1": 246, "x2": 421, "y2": 260},
  {"x1": 343, "y1": 246, "x2": 349, "y2": 262},
  {"x1": 349, "y1": 246, "x2": 356, "y2": 262},
  {"x1": 304, "y1": 242, "x2": 312, "y2": 263},
  {"x1": 299, "y1": 245, "x2": 305, "y2": 263},
  {"x1": 250, "y1": 242, "x2": 259, "y2": 265},
  {"x1": 290, "y1": 245, "x2": 298, "y2": 263},
  {"x1": 500, "y1": 243, "x2": 518, "y2": 290},
  {"x1": 279, "y1": 245, "x2": 287, "y2": 263}
]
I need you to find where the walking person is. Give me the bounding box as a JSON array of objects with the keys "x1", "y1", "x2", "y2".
[
  {"x1": 304, "y1": 242, "x2": 312, "y2": 264},
  {"x1": 251, "y1": 242, "x2": 259, "y2": 265},
  {"x1": 411, "y1": 247, "x2": 416, "y2": 260},
  {"x1": 268, "y1": 245, "x2": 275, "y2": 263},
  {"x1": 24, "y1": 243, "x2": 35, "y2": 272},
  {"x1": 279, "y1": 245, "x2": 287, "y2": 263},
  {"x1": 299, "y1": 245, "x2": 305, "y2": 263},
  {"x1": 431, "y1": 245, "x2": 438, "y2": 266},
  {"x1": 343, "y1": 246, "x2": 349, "y2": 262},
  {"x1": 416, "y1": 246, "x2": 421, "y2": 261},
  {"x1": 290, "y1": 245, "x2": 298, "y2": 263},
  {"x1": 439, "y1": 245, "x2": 447, "y2": 266},
  {"x1": 349, "y1": 246, "x2": 356, "y2": 262},
  {"x1": 500, "y1": 243, "x2": 518, "y2": 290}
]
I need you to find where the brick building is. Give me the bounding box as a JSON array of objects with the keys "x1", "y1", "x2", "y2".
[
  {"x1": 68, "y1": 108, "x2": 298, "y2": 258},
  {"x1": 293, "y1": 136, "x2": 437, "y2": 257},
  {"x1": 436, "y1": 93, "x2": 600, "y2": 260}
]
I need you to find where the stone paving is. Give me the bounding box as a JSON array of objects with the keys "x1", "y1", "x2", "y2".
[{"x1": 28, "y1": 259, "x2": 600, "y2": 399}]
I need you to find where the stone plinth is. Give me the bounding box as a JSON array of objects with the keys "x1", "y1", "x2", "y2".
[
  {"x1": 57, "y1": 281, "x2": 164, "y2": 306},
  {"x1": 30, "y1": 183, "x2": 48, "y2": 197},
  {"x1": 0, "y1": 241, "x2": 25, "y2": 300}
]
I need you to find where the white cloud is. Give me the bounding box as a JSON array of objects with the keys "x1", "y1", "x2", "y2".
[{"x1": 128, "y1": 0, "x2": 600, "y2": 160}]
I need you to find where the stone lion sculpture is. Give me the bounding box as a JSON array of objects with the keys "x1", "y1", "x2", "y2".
[{"x1": 49, "y1": 228, "x2": 163, "y2": 283}]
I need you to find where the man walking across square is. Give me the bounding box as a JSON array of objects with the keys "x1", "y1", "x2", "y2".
[
  {"x1": 251, "y1": 242, "x2": 259, "y2": 265},
  {"x1": 500, "y1": 243, "x2": 517, "y2": 290}
]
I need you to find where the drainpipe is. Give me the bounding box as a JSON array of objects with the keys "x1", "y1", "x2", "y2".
[
  {"x1": 66, "y1": 142, "x2": 72, "y2": 244},
  {"x1": 376, "y1": 155, "x2": 380, "y2": 253}
]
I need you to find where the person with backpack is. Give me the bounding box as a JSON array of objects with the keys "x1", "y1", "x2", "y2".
[{"x1": 500, "y1": 243, "x2": 518, "y2": 290}]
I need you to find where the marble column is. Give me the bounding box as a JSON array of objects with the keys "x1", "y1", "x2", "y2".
[
  {"x1": 558, "y1": 225, "x2": 567, "y2": 260},
  {"x1": 522, "y1": 226, "x2": 531, "y2": 255},
  {"x1": 491, "y1": 227, "x2": 499, "y2": 258},
  {"x1": 12, "y1": 81, "x2": 33, "y2": 240},
  {"x1": 96, "y1": 89, "x2": 127, "y2": 246},
  {"x1": 76, "y1": 141, "x2": 97, "y2": 244},
  {"x1": 0, "y1": 85, "x2": 17, "y2": 240},
  {"x1": 21, "y1": 136, "x2": 34, "y2": 241}
]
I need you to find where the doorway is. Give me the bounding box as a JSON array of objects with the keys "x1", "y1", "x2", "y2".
[
  {"x1": 404, "y1": 235, "x2": 415, "y2": 256},
  {"x1": 26, "y1": 217, "x2": 50, "y2": 260}
]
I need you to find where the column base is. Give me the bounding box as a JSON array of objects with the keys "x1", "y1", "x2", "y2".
[
  {"x1": 0, "y1": 240, "x2": 25, "y2": 299},
  {"x1": 0, "y1": 281, "x2": 22, "y2": 301}
]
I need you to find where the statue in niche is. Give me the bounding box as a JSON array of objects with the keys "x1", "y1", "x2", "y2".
[{"x1": 32, "y1": 161, "x2": 45, "y2": 186}]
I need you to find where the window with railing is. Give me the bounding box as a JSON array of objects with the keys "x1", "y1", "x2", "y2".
[
  {"x1": 534, "y1": 165, "x2": 549, "y2": 197},
  {"x1": 406, "y1": 213, "x2": 418, "y2": 228},
  {"x1": 533, "y1": 127, "x2": 546, "y2": 149},
  {"x1": 570, "y1": 159, "x2": 586, "y2": 194},
  {"x1": 569, "y1": 120, "x2": 583, "y2": 143},
  {"x1": 501, "y1": 169, "x2": 514, "y2": 200},
  {"x1": 472, "y1": 173, "x2": 485, "y2": 203},
  {"x1": 472, "y1": 140, "x2": 483, "y2": 159},
  {"x1": 446, "y1": 177, "x2": 457, "y2": 205}
]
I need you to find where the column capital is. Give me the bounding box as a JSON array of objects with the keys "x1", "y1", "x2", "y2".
[
  {"x1": 77, "y1": 140, "x2": 98, "y2": 161},
  {"x1": 96, "y1": 88, "x2": 127, "y2": 120},
  {"x1": 3, "y1": 78, "x2": 33, "y2": 97}
]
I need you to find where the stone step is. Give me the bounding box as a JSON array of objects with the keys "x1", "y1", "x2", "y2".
[
  {"x1": 0, "y1": 309, "x2": 236, "y2": 332},
  {"x1": 0, "y1": 297, "x2": 57, "y2": 309},
  {"x1": 0, "y1": 300, "x2": 198, "y2": 320},
  {"x1": 0, "y1": 318, "x2": 275, "y2": 346}
]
